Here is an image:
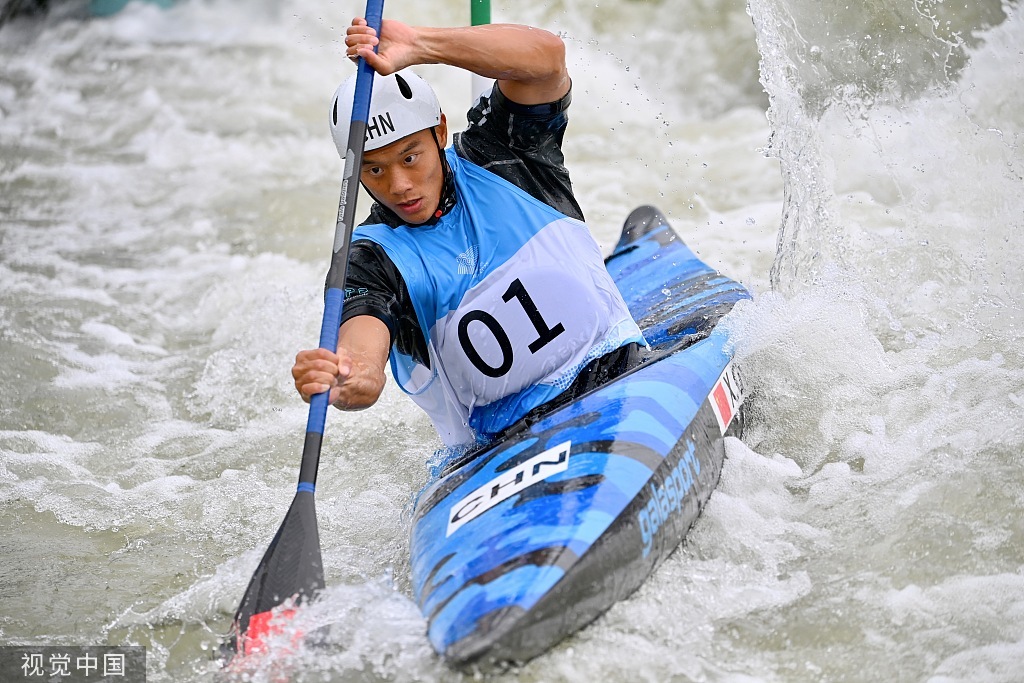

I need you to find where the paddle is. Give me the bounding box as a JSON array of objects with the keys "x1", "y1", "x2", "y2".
[{"x1": 222, "y1": 0, "x2": 385, "y2": 659}]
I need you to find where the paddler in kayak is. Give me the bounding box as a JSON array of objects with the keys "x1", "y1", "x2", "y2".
[{"x1": 292, "y1": 15, "x2": 645, "y2": 449}]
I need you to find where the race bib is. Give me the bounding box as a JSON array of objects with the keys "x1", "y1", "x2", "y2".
[{"x1": 435, "y1": 266, "x2": 601, "y2": 406}]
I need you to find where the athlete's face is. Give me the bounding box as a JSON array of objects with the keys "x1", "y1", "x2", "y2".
[{"x1": 360, "y1": 114, "x2": 448, "y2": 226}]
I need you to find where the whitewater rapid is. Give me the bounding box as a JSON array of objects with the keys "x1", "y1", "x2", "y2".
[{"x1": 1, "y1": 0, "x2": 1021, "y2": 681}]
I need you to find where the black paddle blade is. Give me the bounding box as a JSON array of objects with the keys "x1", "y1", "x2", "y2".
[{"x1": 222, "y1": 490, "x2": 324, "y2": 659}]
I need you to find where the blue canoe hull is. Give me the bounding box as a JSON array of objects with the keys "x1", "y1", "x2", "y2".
[{"x1": 409, "y1": 206, "x2": 750, "y2": 667}]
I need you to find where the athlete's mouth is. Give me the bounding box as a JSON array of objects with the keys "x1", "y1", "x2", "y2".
[{"x1": 396, "y1": 198, "x2": 423, "y2": 214}]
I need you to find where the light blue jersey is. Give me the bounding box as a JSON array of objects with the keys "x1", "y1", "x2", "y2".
[{"x1": 354, "y1": 149, "x2": 644, "y2": 446}]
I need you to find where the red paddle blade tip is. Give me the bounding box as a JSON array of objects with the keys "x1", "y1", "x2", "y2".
[
  {"x1": 224, "y1": 606, "x2": 303, "y2": 671},
  {"x1": 238, "y1": 608, "x2": 301, "y2": 656}
]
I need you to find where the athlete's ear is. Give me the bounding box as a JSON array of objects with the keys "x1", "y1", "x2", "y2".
[{"x1": 436, "y1": 113, "x2": 448, "y2": 148}]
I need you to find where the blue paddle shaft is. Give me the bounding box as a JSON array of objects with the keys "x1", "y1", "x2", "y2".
[
  {"x1": 303, "y1": 0, "x2": 385, "y2": 481},
  {"x1": 224, "y1": 3, "x2": 387, "y2": 655}
]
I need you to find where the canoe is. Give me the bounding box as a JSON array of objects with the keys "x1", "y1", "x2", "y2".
[{"x1": 408, "y1": 205, "x2": 751, "y2": 668}]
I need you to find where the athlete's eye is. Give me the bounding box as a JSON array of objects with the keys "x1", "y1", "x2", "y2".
[
  {"x1": 404, "y1": 153, "x2": 418, "y2": 165},
  {"x1": 366, "y1": 166, "x2": 383, "y2": 177}
]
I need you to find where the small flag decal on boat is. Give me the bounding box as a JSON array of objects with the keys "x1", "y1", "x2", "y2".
[{"x1": 709, "y1": 363, "x2": 743, "y2": 434}]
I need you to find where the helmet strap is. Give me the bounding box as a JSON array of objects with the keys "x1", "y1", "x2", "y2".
[{"x1": 427, "y1": 127, "x2": 457, "y2": 222}]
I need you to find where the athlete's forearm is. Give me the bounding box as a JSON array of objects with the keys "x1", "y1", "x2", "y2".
[
  {"x1": 413, "y1": 24, "x2": 569, "y2": 104},
  {"x1": 413, "y1": 24, "x2": 561, "y2": 82}
]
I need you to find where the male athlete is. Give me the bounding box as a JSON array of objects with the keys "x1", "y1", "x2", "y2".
[{"x1": 292, "y1": 16, "x2": 644, "y2": 448}]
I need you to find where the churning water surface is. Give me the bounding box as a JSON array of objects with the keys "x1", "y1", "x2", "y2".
[{"x1": 1, "y1": 0, "x2": 1022, "y2": 681}]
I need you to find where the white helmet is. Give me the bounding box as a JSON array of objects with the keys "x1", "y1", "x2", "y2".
[{"x1": 329, "y1": 68, "x2": 442, "y2": 157}]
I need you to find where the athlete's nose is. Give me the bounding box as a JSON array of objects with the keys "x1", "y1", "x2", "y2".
[{"x1": 388, "y1": 167, "x2": 414, "y2": 197}]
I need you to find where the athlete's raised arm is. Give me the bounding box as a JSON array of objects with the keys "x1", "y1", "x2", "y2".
[{"x1": 344, "y1": 17, "x2": 569, "y2": 105}]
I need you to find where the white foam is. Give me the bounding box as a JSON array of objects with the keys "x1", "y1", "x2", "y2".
[{"x1": 2, "y1": 0, "x2": 1023, "y2": 680}]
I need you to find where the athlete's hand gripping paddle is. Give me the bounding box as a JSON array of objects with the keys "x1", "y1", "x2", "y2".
[{"x1": 222, "y1": 0, "x2": 385, "y2": 660}]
